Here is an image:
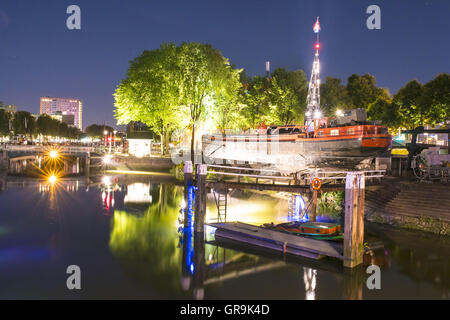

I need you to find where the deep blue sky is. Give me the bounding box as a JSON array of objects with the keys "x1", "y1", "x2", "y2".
[{"x1": 0, "y1": 0, "x2": 449, "y2": 129}]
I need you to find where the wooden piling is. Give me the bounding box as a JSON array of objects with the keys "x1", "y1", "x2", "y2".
[
  {"x1": 310, "y1": 189, "x2": 318, "y2": 222},
  {"x1": 193, "y1": 232, "x2": 205, "y2": 300},
  {"x1": 343, "y1": 172, "x2": 365, "y2": 268},
  {"x1": 85, "y1": 152, "x2": 90, "y2": 182},
  {"x1": 194, "y1": 164, "x2": 207, "y2": 233},
  {"x1": 184, "y1": 161, "x2": 193, "y2": 229},
  {"x1": 1, "y1": 147, "x2": 9, "y2": 170}
]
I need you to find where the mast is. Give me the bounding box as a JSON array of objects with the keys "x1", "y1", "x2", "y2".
[{"x1": 305, "y1": 17, "x2": 322, "y2": 124}]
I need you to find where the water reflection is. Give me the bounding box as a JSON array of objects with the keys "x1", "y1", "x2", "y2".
[
  {"x1": 108, "y1": 184, "x2": 186, "y2": 297},
  {"x1": 303, "y1": 267, "x2": 317, "y2": 300},
  {"x1": 0, "y1": 176, "x2": 448, "y2": 299}
]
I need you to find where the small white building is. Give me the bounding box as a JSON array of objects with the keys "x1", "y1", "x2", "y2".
[{"x1": 127, "y1": 131, "x2": 154, "y2": 158}]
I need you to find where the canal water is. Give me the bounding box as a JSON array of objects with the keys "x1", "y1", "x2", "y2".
[{"x1": 0, "y1": 173, "x2": 449, "y2": 299}]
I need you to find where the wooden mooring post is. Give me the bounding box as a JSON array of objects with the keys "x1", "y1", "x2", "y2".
[
  {"x1": 343, "y1": 172, "x2": 365, "y2": 268},
  {"x1": 310, "y1": 189, "x2": 318, "y2": 222},
  {"x1": 85, "y1": 152, "x2": 90, "y2": 181},
  {"x1": 194, "y1": 164, "x2": 207, "y2": 233},
  {"x1": 184, "y1": 161, "x2": 193, "y2": 229}
]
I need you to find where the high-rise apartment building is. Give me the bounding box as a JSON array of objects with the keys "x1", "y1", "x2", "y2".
[{"x1": 40, "y1": 97, "x2": 83, "y2": 130}]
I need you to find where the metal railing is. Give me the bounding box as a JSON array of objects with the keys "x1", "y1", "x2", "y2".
[{"x1": 206, "y1": 164, "x2": 386, "y2": 184}]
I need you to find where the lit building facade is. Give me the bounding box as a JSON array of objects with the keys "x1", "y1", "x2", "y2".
[{"x1": 40, "y1": 97, "x2": 83, "y2": 130}]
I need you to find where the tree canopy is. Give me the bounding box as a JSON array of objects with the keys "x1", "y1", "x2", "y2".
[{"x1": 114, "y1": 42, "x2": 242, "y2": 157}]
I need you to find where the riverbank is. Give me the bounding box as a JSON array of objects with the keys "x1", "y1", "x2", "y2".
[
  {"x1": 105, "y1": 155, "x2": 175, "y2": 172},
  {"x1": 365, "y1": 177, "x2": 450, "y2": 236}
]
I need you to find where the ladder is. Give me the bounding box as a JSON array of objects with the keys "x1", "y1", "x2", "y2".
[{"x1": 213, "y1": 188, "x2": 227, "y2": 223}]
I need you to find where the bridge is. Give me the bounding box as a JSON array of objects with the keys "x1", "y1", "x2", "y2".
[{"x1": 3, "y1": 145, "x2": 95, "y2": 156}]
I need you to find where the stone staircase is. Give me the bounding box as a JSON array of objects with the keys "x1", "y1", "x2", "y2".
[{"x1": 365, "y1": 178, "x2": 450, "y2": 227}]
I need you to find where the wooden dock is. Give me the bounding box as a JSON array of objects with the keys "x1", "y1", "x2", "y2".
[{"x1": 208, "y1": 222, "x2": 344, "y2": 261}]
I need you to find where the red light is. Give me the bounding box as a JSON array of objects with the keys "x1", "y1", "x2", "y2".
[{"x1": 315, "y1": 43, "x2": 321, "y2": 50}]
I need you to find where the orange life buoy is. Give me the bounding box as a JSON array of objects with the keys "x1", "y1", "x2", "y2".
[{"x1": 312, "y1": 177, "x2": 322, "y2": 190}]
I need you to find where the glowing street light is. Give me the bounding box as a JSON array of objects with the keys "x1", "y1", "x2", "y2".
[
  {"x1": 103, "y1": 154, "x2": 113, "y2": 165},
  {"x1": 313, "y1": 110, "x2": 322, "y2": 119},
  {"x1": 49, "y1": 149, "x2": 59, "y2": 159},
  {"x1": 336, "y1": 109, "x2": 344, "y2": 117}
]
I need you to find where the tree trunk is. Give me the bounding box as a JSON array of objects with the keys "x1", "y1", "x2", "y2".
[
  {"x1": 191, "y1": 123, "x2": 195, "y2": 164},
  {"x1": 160, "y1": 132, "x2": 164, "y2": 155}
]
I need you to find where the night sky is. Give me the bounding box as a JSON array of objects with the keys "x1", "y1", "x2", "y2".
[{"x1": 0, "y1": 0, "x2": 449, "y2": 129}]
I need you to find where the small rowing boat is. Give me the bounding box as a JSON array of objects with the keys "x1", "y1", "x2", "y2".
[{"x1": 262, "y1": 221, "x2": 343, "y2": 241}]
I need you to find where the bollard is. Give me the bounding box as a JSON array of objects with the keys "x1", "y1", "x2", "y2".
[
  {"x1": 194, "y1": 164, "x2": 207, "y2": 233},
  {"x1": 343, "y1": 172, "x2": 365, "y2": 268},
  {"x1": 184, "y1": 161, "x2": 193, "y2": 229}
]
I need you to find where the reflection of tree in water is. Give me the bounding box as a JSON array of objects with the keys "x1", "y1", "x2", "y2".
[{"x1": 109, "y1": 184, "x2": 187, "y2": 297}]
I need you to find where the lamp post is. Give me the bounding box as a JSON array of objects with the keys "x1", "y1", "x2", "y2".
[{"x1": 113, "y1": 130, "x2": 117, "y2": 150}]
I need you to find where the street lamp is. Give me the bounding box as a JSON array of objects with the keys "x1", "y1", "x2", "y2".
[{"x1": 104, "y1": 130, "x2": 108, "y2": 148}]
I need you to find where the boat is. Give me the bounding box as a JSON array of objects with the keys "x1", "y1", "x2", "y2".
[
  {"x1": 202, "y1": 108, "x2": 392, "y2": 172},
  {"x1": 262, "y1": 221, "x2": 343, "y2": 241}
]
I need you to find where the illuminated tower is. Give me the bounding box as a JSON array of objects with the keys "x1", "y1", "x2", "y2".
[{"x1": 305, "y1": 17, "x2": 322, "y2": 123}]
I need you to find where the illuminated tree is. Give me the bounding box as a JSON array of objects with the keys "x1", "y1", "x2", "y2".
[
  {"x1": 320, "y1": 76, "x2": 347, "y2": 116},
  {"x1": 391, "y1": 80, "x2": 425, "y2": 130},
  {"x1": 240, "y1": 76, "x2": 271, "y2": 129},
  {"x1": 114, "y1": 42, "x2": 241, "y2": 158},
  {"x1": 421, "y1": 73, "x2": 450, "y2": 125},
  {"x1": 269, "y1": 68, "x2": 308, "y2": 125},
  {"x1": 114, "y1": 43, "x2": 184, "y2": 154},
  {"x1": 176, "y1": 42, "x2": 241, "y2": 161},
  {"x1": 345, "y1": 74, "x2": 390, "y2": 110}
]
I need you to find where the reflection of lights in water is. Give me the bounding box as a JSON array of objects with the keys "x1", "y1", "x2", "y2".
[
  {"x1": 124, "y1": 183, "x2": 152, "y2": 204},
  {"x1": 102, "y1": 176, "x2": 112, "y2": 185},
  {"x1": 206, "y1": 197, "x2": 284, "y2": 225},
  {"x1": 193, "y1": 288, "x2": 204, "y2": 300},
  {"x1": 103, "y1": 154, "x2": 113, "y2": 164},
  {"x1": 47, "y1": 174, "x2": 58, "y2": 185},
  {"x1": 102, "y1": 190, "x2": 115, "y2": 214},
  {"x1": 303, "y1": 267, "x2": 317, "y2": 300}
]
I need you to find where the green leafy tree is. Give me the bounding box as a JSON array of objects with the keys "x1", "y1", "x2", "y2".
[
  {"x1": 37, "y1": 114, "x2": 60, "y2": 138},
  {"x1": 268, "y1": 68, "x2": 307, "y2": 125},
  {"x1": 85, "y1": 124, "x2": 114, "y2": 138},
  {"x1": 114, "y1": 43, "x2": 185, "y2": 154},
  {"x1": 240, "y1": 76, "x2": 272, "y2": 129},
  {"x1": 320, "y1": 76, "x2": 347, "y2": 116},
  {"x1": 421, "y1": 73, "x2": 450, "y2": 125},
  {"x1": 12, "y1": 111, "x2": 36, "y2": 138},
  {"x1": 0, "y1": 109, "x2": 11, "y2": 137},
  {"x1": 392, "y1": 80, "x2": 426, "y2": 130},
  {"x1": 176, "y1": 42, "x2": 241, "y2": 161},
  {"x1": 367, "y1": 97, "x2": 399, "y2": 130},
  {"x1": 345, "y1": 74, "x2": 390, "y2": 110}
]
